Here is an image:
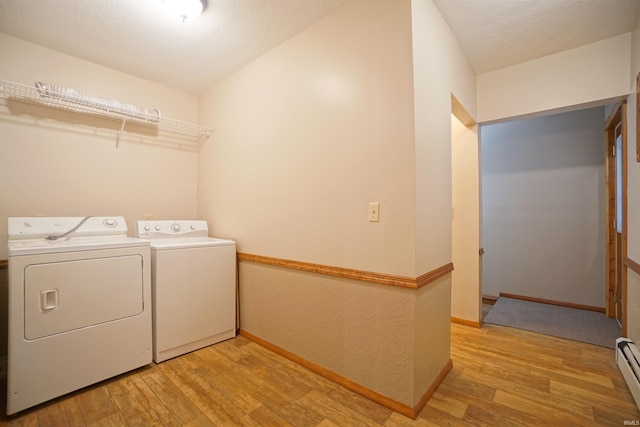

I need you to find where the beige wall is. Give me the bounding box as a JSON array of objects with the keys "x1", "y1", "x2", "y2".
[
  {"x1": 198, "y1": 0, "x2": 460, "y2": 409},
  {"x1": 627, "y1": 15, "x2": 640, "y2": 342},
  {"x1": 451, "y1": 114, "x2": 481, "y2": 323},
  {"x1": 409, "y1": 0, "x2": 477, "y2": 397},
  {"x1": 477, "y1": 34, "x2": 632, "y2": 123},
  {"x1": 412, "y1": 276, "x2": 451, "y2": 402},
  {"x1": 239, "y1": 262, "x2": 417, "y2": 404},
  {"x1": 411, "y1": 0, "x2": 477, "y2": 274},
  {"x1": 198, "y1": 0, "x2": 416, "y2": 276},
  {"x1": 0, "y1": 35, "x2": 199, "y2": 258}
]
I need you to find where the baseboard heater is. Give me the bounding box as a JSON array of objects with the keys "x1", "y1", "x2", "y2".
[{"x1": 616, "y1": 337, "x2": 640, "y2": 409}]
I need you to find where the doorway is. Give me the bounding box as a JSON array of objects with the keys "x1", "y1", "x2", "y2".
[
  {"x1": 450, "y1": 95, "x2": 482, "y2": 327},
  {"x1": 480, "y1": 108, "x2": 607, "y2": 308},
  {"x1": 605, "y1": 101, "x2": 628, "y2": 334}
]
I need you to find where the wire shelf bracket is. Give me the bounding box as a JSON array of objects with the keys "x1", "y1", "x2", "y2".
[{"x1": 0, "y1": 80, "x2": 213, "y2": 151}]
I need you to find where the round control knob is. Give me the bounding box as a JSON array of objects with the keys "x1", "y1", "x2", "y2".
[
  {"x1": 190, "y1": 225, "x2": 196, "y2": 230},
  {"x1": 103, "y1": 219, "x2": 117, "y2": 228},
  {"x1": 155, "y1": 225, "x2": 161, "y2": 231},
  {"x1": 171, "y1": 223, "x2": 181, "y2": 232},
  {"x1": 144, "y1": 226, "x2": 150, "y2": 231}
]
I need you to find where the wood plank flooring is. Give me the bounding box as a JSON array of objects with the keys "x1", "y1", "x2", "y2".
[{"x1": 3, "y1": 322, "x2": 639, "y2": 426}]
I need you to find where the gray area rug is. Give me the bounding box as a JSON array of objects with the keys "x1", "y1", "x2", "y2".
[{"x1": 484, "y1": 297, "x2": 622, "y2": 349}]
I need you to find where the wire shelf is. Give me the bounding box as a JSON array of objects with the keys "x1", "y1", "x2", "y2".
[{"x1": 0, "y1": 80, "x2": 213, "y2": 150}]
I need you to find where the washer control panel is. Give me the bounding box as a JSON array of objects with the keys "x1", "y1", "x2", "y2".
[{"x1": 136, "y1": 220, "x2": 208, "y2": 239}]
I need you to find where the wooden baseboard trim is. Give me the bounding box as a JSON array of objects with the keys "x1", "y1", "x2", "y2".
[
  {"x1": 238, "y1": 252, "x2": 453, "y2": 290},
  {"x1": 451, "y1": 317, "x2": 481, "y2": 328},
  {"x1": 239, "y1": 329, "x2": 451, "y2": 419},
  {"x1": 625, "y1": 257, "x2": 640, "y2": 276},
  {"x1": 499, "y1": 292, "x2": 605, "y2": 313},
  {"x1": 412, "y1": 358, "x2": 453, "y2": 418},
  {"x1": 482, "y1": 294, "x2": 498, "y2": 305},
  {"x1": 0, "y1": 259, "x2": 7, "y2": 269}
]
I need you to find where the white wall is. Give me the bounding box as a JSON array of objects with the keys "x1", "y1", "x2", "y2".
[
  {"x1": 410, "y1": 0, "x2": 477, "y2": 401},
  {"x1": 626, "y1": 14, "x2": 640, "y2": 342},
  {"x1": 198, "y1": 0, "x2": 416, "y2": 276},
  {"x1": 0, "y1": 35, "x2": 200, "y2": 259},
  {"x1": 197, "y1": 0, "x2": 477, "y2": 409},
  {"x1": 451, "y1": 114, "x2": 480, "y2": 323},
  {"x1": 411, "y1": 0, "x2": 477, "y2": 274},
  {"x1": 198, "y1": 0, "x2": 439, "y2": 409},
  {"x1": 481, "y1": 108, "x2": 606, "y2": 307},
  {"x1": 477, "y1": 34, "x2": 631, "y2": 124}
]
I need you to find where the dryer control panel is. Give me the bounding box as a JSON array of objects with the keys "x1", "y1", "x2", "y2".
[
  {"x1": 8, "y1": 216, "x2": 127, "y2": 240},
  {"x1": 136, "y1": 220, "x2": 209, "y2": 239}
]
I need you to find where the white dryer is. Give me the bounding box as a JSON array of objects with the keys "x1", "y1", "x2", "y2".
[
  {"x1": 7, "y1": 216, "x2": 152, "y2": 415},
  {"x1": 137, "y1": 220, "x2": 236, "y2": 363}
]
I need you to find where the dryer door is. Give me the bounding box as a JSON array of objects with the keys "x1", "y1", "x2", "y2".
[{"x1": 23, "y1": 255, "x2": 144, "y2": 340}]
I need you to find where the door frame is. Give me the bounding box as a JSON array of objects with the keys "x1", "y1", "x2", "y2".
[{"x1": 605, "y1": 101, "x2": 628, "y2": 335}]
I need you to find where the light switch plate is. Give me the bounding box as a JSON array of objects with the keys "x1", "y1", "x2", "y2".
[{"x1": 368, "y1": 202, "x2": 380, "y2": 222}]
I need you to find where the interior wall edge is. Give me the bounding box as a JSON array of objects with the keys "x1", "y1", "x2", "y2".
[{"x1": 451, "y1": 93, "x2": 476, "y2": 126}]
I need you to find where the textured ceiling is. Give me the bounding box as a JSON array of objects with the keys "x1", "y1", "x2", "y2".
[
  {"x1": 1, "y1": 0, "x2": 639, "y2": 94},
  {"x1": 0, "y1": 0, "x2": 349, "y2": 94},
  {"x1": 432, "y1": 0, "x2": 640, "y2": 74}
]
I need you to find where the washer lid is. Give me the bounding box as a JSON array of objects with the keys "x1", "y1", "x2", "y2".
[{"x1": 148, "y1": 237, "x2": 235, "y2": 250}]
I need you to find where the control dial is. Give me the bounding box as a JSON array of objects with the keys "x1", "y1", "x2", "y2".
[
  {"x1": 103, "y1": 219, "x2": 118, "y2": 228},
  {"x1": 171, "y1": 223, "x2": 181, "y2": 232}
]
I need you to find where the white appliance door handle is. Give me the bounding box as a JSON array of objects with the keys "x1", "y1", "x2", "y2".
[{"x1": 40, "y1": 289, "x2": 59, "y2": 311}]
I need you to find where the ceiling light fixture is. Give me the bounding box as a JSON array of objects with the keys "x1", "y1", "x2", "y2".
[{"x1": 163, "y1": 0, "x2": 207, "y2": 22}]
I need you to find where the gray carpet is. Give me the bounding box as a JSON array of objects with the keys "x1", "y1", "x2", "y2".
[{"x1": 483, "y1": 297, "x2": 622, "y2": 349}]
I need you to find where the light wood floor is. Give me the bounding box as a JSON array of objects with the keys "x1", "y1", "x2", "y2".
[{"x1": 3, "y1": 322, "x2": 640, "y2": 426}]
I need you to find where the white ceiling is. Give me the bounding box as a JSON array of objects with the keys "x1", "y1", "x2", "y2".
[
  {"x1": 432, "y1": 0, "x2": 640, "y2": 74},
  {"x1": 0, "y1": 0, "x2": 349, "y2": 94},
  {"x1": 1, "y1": 0, "x2": 639, "y2": 95}
]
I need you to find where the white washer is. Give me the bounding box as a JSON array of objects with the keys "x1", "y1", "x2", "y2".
[
  {"x1": 137, "y1": 220, "x2": 236, "y2": 363},
  {"x1": 7, "y1": 216, "x2": 152, "y2": 415}
]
